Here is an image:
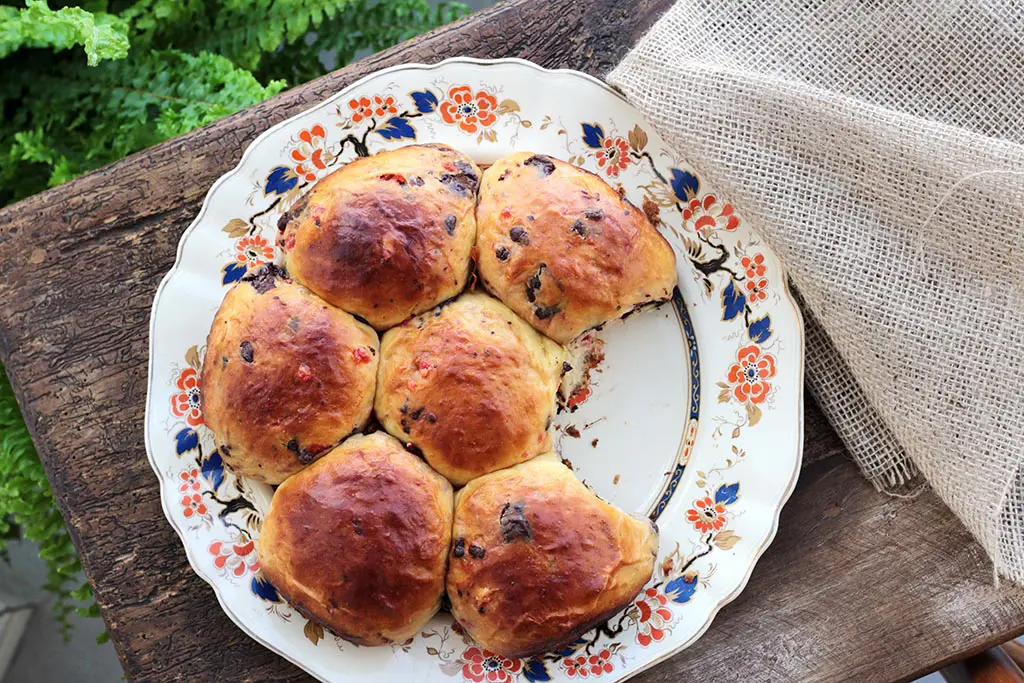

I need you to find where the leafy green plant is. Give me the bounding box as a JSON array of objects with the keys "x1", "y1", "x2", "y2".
[{"x1": 0, "y1": 0, "x2": 468, "y2": 639}]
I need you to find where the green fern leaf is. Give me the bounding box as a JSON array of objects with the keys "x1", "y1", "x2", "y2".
[{"x1": 0, "y1": 0, "x2": 130, "y2": 66}]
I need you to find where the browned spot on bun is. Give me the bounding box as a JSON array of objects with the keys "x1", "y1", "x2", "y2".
[
  {"x1": 642, "y1": 196, "x2": 661, "y2": 226},
  {"x1": 258, "y1": 432, "x2": 453, "y2": 645},
  {"x1": 447, "y1": 458, "x2": 658, "y2": 658},
  {"x1": 281, "y1": 144, "x2": 479, "y2": 329}
]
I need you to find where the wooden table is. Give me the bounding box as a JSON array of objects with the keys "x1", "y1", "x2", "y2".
[{"x1": 1, "y1": 0, "x2": 1022, "y2": 680}]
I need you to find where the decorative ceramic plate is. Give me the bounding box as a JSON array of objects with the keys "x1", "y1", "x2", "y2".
[{"x1": 145, "y1": 57, "x2": 804, "y2": 683}]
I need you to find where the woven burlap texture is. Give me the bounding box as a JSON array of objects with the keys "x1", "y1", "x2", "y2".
[{"x1": 609, "y1": 0, "x2": 1024, "y2": 582}]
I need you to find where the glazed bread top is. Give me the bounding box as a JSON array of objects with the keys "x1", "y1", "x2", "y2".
[
  {"x1": 200, "y1": 266, "x2": 378, "y2": 484},
  {"x1": 476, "y1": 152, "x2": 677, "y2": 343},
  {"x1": 257, "y1": 432, "x2": 454, "y2": 645},
  {"x1": 279, "y1": 143, "x2": 479, "y2": 330},
  {"x1": 446, "y1": 457, "x2": 658, "y2": 658},
  {"x1": 375, "y1": 292, "x2": 565, "y2": 486}
]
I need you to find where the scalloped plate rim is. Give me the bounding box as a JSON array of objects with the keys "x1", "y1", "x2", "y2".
[{"x1": 143, "y1": 56, "x2": 805, "y2": 682}]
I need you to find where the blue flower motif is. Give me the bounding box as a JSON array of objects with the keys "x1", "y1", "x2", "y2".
[
  {"x1": 375, "y1": 116, "x2": 416, "y2": 141},
  {"x1": 264, "y1": 166, "x2": 298, "y2": 195},
  {"x1": 523, "y1": 658, "x2": 552, "y2": 682},
  {"x1": 581, "y1": 122, "x2": 605, "y2": 148},
  {"x1": 670, "y1": 168, "x2": 699, "y2": 201},
  {"x1": 722, "y1": 280, "x2": 746, "y2": 321},
  {"x1": 748, "y1": 314, "x2": 772, "y2": 343},
  {"x1": 251, "y1": 575, "x2": 280, "y2": 602},
  {"x1": 715, "y1": 482, "x2": 740, "y2": 505},
  {"x1": 665, "y1": 574, "x2": 698, "y2": 603},
  {"x1": 410, "y1": 89, "x2": 438, "y2": 113},
  {"x1": 174, "y1": 427, "x2": 199, "y2": 454},
  {"x1": 222, "y1": 262, "x2": 247, "y2": 285},
  {"x1": 202, "y1": 451, "x2": 225, "y2": 491}
]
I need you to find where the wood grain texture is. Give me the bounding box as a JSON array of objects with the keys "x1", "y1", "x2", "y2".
[{"x1": 0, "y1": 0, "x2": 1022, "y2": 680}]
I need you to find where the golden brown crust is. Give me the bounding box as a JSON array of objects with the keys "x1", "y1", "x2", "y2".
[
  {"x1": 476, "y1": 152, "x2": 678, "y2": 343},
  {"x1": 280, "y1": 144, "x2": 479, "y2": 329},
  {"x1": 200, "y1": 266, "x2": 378, "y2": 484},
  {"x1": 375, "y1": 293, "x2": 565, "y2": 485},
  {"x1": 258, "y1": 432, "x2": 453, "y2": 645},
  {"x1": 447, "y1": 457, "x2": 658, "y2": 658}
]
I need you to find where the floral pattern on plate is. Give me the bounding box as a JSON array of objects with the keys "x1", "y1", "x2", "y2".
[{"x1": 146, "y1": 58, "x2": 803, "y2": 683}]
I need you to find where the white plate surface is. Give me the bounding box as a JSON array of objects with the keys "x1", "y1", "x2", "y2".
[{"x1": 145, "y1": 57, "x2": 804, "y2": 683}]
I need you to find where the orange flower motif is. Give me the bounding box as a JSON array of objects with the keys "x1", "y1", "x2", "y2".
[
  {"x1": 634, "y1": 587, "x2": 673, "y2": 647},
  {"x1": 460, "y1": 646, "x2": 521, "y2": 683},
  {"x1": 372, "y1": 94, "x2": 397, "y2": 118},
  {"x1": 209, "y1": 537, "x2": 260, "y2": 577},
  {"x1": 170, "y1": 368, "x2": 203, "y2": 427},
  {"x1": 290, "y1": 124, "x2": 328, "y2": 182},
  {"x1": 439, "y1": 85, "x2": 499, "y2": 134},
  {"x1": 745, "y1": 276, "x2": 768, "y2": 303},
  {"x1": 741, "y1": 253, "x2": 766, "y2": 279},
  {"x1": 686, "y1": 496, "x2": 727, "y2": 533},
  {"x1": 563, "y1": 648, "x2": 615, "y2": 677},
  {"x1": 726, "y1": 344, "x2": 777, "y2": 404},
  {"x1": 181, "y1": 493, "x2": 207, "y2": 518},
  {"x1": 179, "y1": 468, "x2": 202, "y2": 494},
  {"x1": 596, "y1": 136, "x2": 631, "y2": 177},
  {"x1": 348, "y1": 97, "x2": 373, "y2": 123},
  {"x1": 682, "y1": 194, "x2": 739, "y2": 237},
  {"x1": 234, "y1": 235, "x2": 274, "y2": 267}
]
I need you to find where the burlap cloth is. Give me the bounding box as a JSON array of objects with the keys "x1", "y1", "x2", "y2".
[{"x1": 609, "y1": 0, "x2": 1024, "y2": 582}]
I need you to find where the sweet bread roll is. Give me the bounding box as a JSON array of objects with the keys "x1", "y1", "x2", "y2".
[
  {"x1": 200, "y1": 265, "x2": 378, "y2": 484},
  {"x1": 257, "y1": 432, "x2": 453, "y2": 645},
  {"x1": 476, "y1": 152, "x2": 677, "y2": 343},
  {"x1": 375, "y1": 292, "x2": 565, "y2": 485},
  {"x1": 279, "y1": 143, "x2": 479, "y2": 329},
  {"x1": 447, "y1": 457, "x2": 658, "y2": 658}
]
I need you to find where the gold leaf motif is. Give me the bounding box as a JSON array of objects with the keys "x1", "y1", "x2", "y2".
[
  {"x1": 682, "y1": 237, "x2": 703, "y2": 260},
  {"x1": 718, "y1": 388, "x2": 732, "y2": 403},
  {"x1": 557, "y1": 128, "x2": 567, "y2": 136},
  {"x1": 640, "y1": 181, "x2": 676, "y2": 208},
  {"x1": 184, "y1": 345, "x2": 201, "y2": 370},
  {"x1": 222, "y1": 218, "x2": 249, "y2": 238},
  {"x1": 303, "y1": 619, "x2": 324, "y2": 646},
  {"x1": 731, "y1": 426, "x2": 741, "y2": 438},
  {"x1": 426, "y1": 647, "x2": 439, "y2": 656},
  {"x1": 695, "y1": 479, "x2": 705, "y2": 487},
  {"x1": 746, "y1": 402, "x2": 762, "y2": 427},
  {"x1": 628, "y1": 124, "x2": 648, "y2": 152},
  {"x1": 484, "y1": 129, "x2": 498, "y2": 142},
  {"x1": 495, "y1": 99, "x2": 520, "y2": 114},
  {"x1": 521, "y1": 120, "x2": 532, "y2": 128},
  {"x1": 714, "y1": 530, "x2": 740, "y2": 549}
]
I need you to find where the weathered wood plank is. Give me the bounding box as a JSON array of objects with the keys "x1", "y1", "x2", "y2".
[{"x1": 1, "y1": 0, "x2": 1022, "y2": 680}]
